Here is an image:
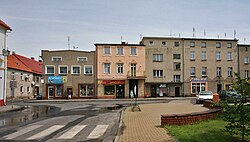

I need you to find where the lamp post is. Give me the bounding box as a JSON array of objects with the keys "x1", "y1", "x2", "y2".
[{"x1": 2, "y1": 49, "x2": 10, "y2": 106}]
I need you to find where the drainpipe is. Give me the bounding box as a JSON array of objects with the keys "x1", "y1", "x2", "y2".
[
  {"x1": 237, "y1": 44, "x2": 240, "y2": 75},
  {"x1": 182, "y1": 38, "x2": 185, "y2": 97}
]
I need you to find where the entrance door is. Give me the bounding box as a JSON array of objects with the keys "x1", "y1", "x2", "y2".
[
  {"x1": 116, "y1": 85, "x2": 125, "y2": 98},
  {"x1": 175, "y1": 87, "x2": 180, "y2": 97},
  {"x1": 48, "y1": 86, "x2": 54, "y2": 99},
  {"x1": 129, "y1": 80, "x2": 138, "y2": 98},
  {"x1": 217, "y1": 84, "x2": 222, "y2": 93},
  {"x1": 151, "y1": 85, "x2": 157, "y2": 97}
]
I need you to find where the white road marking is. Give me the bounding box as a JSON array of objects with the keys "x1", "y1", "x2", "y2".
[
  {"x1": 57, "y1": 125, "x2": 86, "y2": 139},
  {"x1": 26, "y1": 125, "x2": 64, "y2": 140},
  {"x1": 4, "y1": 125, "x2": 42, "y2": 140},
  {"x1": 87, "y1": 125, "x2": 109, "y2": 139}
]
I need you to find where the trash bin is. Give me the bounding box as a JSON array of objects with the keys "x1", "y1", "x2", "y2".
[{"x1": 213, "y1": 93, "x2": 219, "y2": 102}]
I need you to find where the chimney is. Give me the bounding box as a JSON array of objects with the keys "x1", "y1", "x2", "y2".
[
  {"x1": 31, "y1": 57, "x2": 35, "y2": 60},
  {"x1": 121, "y1": 41, "x2": 126, "y2": 45}
]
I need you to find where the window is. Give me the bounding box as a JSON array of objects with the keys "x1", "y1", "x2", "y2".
[
  {"x1": 228, "y1": 67, "x2": 233, "y2": 77},
  {"x1": 104, "y1": 85, "x2": 115, "y2": 95},
  {"x1": 46, "y1": 65, "x2": 55, "y2": 74},
  {"x1": 52, "y1": 57, "x2": 62, "y2": 62},
  {"x1": 84, "y1": 65, "x2": 93, "y2": 75},
  {"x1": 174, "y1": 75, "x2": 180, "y2": 82},
  {"x1": 245, "y1": 70, "x2": 249, "y2": 78},
  {"x1": 21, "y1": 73, "x2": 24, "y2": 81},
  {"x1": 59, "y1": 65, "x2": 68, "y2": 74},
  {"x1": 153, "y1": 70, "x2": 163, "y2": 78},
  {"x1": 190, "y1": 42, "x2": 195, "y2": 47},
  {"x1": 216, "y1": 51, "x2": 221, "y2": 61},
  {"x1": 201, "y1": 51, "x2": 207, "y2": 61},
  {"x1": 216, "y1": 42, "x2": 221, "y2": 48},
  {"x1": 79, "y1": 84, "x2": 94, "y2": 97},
  {"x1": 190, "y1": 67, "x2": 196, "y2": 77},
  {"x1": 117, "y1": 63, "x2": 123, "y2": 74},
  {"x1": 130, "y1": 64, "x2": 136, "y2": 76},
  {"x1": 192, "y1": 83, "x2": 206, "y2": 94},
  {"x1": 130, "y1": 47, "x2": 137, "y2": 55},
  {"x1": 149, "y1": 41, "x2": 154, "y2": 46},
  {"x1": 117, "y1": 47, "x2": 123, "y2": 55},
  {"x1": 190, "y1": 51, "x2": 195, "y2": 60},
  {"x1": 36, "y1": 77, "x2": 39, "y2": 83},
  {"x1": 55, "y1": 85, "x2": 63, "y2": 97},
  {"x1": 174, "y1": 41, "x2": 179, "y2": 47},
  {"x1": 173, "y1": 54, "x2": 181, "y2": 59},
  {"x1": 104, "y1": 47, "x2": 110, "y2": 54},
  {"x1": 11, "y1": 72, "x2": 15, "y2": 79},
  {"x1": 216, "y1": 67, "x2": 222, "y2": 77},
  {"x1": 153, "y1": 54, "x2": 163, "y2": 62},
  {"x1": 20, "y1": 86, "x2": 24, "y2": 93},
  {"x1": 202, "y1": 67, "x2": 207, "y2": 76},
  {"x1": 77, "y1": 57, "x2": 87, "y2": 62},
  {"x1": 162, "y1": 41, "x2": 167, "y2": 46},
  {"x1": 227, "y1": 43, "x2": 232, "y2": 48},
  {"x1": 104, "y1": 63, "x2": 110, "y2": 74},
  {"x1": 27, "y1": 87, "x2": 30, "y2": 93},
  {"x1": 71, "y1": 66, "x2": 80, "y2": 74},
  {"x1": 227, "y1": 52, "x2": 233, "y2": 61},
  {"x1": 244, "y1": 57, "x2": 249, "y2": 64},
  {"x1": 201, "y1": 42, "x2": 206, "y2": 48},
  {"x1": 246, "y1": 47, "x2": 248, "y2": 51},
  {"x1": 174, "y1": 62, "x2": 181, "y2": 70}
]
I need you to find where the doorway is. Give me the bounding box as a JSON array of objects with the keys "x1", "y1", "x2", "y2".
[
  {"x1": 129, "y1": 79, "x2": 138, "y2": 98},
  {"x1": 217, "y1": 84, "x2": 222, "y2": 93},
  {"x1": 151, "y1": 85, "x2": 157, "y2": 97},
  {"x1": 116, "y1": 85, "x2": 125, "y2": 98},
  {"x1": 175, "y1": 87, "x2": 180, "y2": 97},
  {"x1": 48, "y1": 86, "x2": 54, "y2": 99}
]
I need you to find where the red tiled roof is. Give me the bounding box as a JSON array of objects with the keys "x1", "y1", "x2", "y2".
[
  {"x1": 7, "y1": 54, "x2": 42, "y2": 75},
  {"x1": 0, "y1": 19, "x2": 12, "y2": 31}
]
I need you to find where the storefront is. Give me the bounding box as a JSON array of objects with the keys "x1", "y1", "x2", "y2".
[
  {"x1": 99, "y1": 80, "x2": 125, "y2": 98},
  {"x1": 146, "y1": 83, "x2": 167, "y2": 97},
  {"x1": 47, "y1": 76, "x2": 64, "y2": 99},
  {"x1": 190, "y1": 78, "x2": 208, "y2": 95},
  {"x1": 79, "y1": 84, "x2": 94, "y2": 98}
]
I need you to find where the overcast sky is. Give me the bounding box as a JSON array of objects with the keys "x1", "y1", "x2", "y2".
[{"x1": 1, "y1": 0, "x2": 250, "y2": 60}]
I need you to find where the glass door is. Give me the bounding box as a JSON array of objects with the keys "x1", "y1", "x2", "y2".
[{"x1": 48, "y1": 86, "x2": 54, "y2": 99}]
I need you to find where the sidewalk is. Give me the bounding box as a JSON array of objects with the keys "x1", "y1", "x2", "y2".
[
  {"x1": 0, "y1": 105, "x2": 24, "y2": 113},
  {"x1": 118, "y1": 100, "x2": 209, "y2": 142}
]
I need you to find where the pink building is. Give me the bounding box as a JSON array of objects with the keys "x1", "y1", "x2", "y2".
[{"x1": 95, "y1": 42, "x2": 146, "y2": 99}]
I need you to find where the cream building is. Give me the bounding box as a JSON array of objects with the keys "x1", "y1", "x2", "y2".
[{"x1": 238, "y1": 44, "x2": 250, "y2": 79}]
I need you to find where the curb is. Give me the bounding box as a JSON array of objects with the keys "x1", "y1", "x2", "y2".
[{"x1": 114, "y1": 107, "x2": 125, "y2": 142}]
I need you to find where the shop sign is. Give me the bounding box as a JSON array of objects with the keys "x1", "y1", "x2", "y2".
[
  {"x1": 48, "y1": 76, "x2": 63, "y2": 84},
  {"x1": 159, "y1": 84, "x2": 167, "y2": 87},
  {"x1": 62, "y1": 76, "x2": 67, "y2": 83},
  {"x1": 101, "y1": 80, "x2": 125, "y2": 85},
  {"x1": 190, "y1": 78, "x2": 207, "y2": 82}
]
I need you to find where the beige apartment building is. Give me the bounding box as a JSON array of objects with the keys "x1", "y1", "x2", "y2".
[
  {"x1": 41, "y1": 50, "x2": 95, "y2": 99},
  {"x1": 238, "y1": 44, "x2": 250, "y2": 79},
  {"x1": 95, "y1": 42, "x2": 146, "y2": 99},
  {"x1": 141, "y1": 37, "x2": 238, "y2": 97}
]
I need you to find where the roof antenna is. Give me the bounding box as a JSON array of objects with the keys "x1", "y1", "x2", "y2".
[{"x1": 68, "y1": 36, "x2": 70, "y2": 50}]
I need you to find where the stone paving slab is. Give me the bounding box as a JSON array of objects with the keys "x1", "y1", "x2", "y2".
[{"x1": 119, "y1": 100, "x2": 209, "y2": 142}]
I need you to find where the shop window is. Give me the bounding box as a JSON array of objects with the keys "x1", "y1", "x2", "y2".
[
  {"x1": 79, "y1": 84, "x2": 94, "y2": 97},
  {"x1": 104, "y1": 85, "x2": 115, "y2": 95},
  {"x1": 55, "y1": 85, "x2": 63, "y2": 97},
  {"x1": 191, "y1": 83, "x2": 206, "y2": 94}
]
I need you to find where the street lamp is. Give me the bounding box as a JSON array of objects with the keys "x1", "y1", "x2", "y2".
[{"x1": 2, "y1": 49, "x2": 10, "y2": 106}]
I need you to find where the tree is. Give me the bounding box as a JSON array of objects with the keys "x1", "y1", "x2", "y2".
[{"x1": 221, "y1": 73, "x2": 250, "y2": 141}]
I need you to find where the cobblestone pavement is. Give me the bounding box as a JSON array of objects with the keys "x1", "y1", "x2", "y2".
[{"x1": 119, "y1": 100, "x2": 209, "y2": 142}]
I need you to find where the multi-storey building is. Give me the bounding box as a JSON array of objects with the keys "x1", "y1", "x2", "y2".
[
  {"x1": 41, "y1": 50, "x2": 95, "y2": 99},
  {"x1": 238, "y1": 44, "x2": 250, "y2": 79},
  {"x1": 7, "y1": 53, "x2": 42, "y2": 99},
  {"x1": 0, "y1": 19, "x2": 11, "y2": 105},
  {"x1": 95, "y1": 42, "x2": 146, "y2": 99},
  {"x1": 141, "y1": 37, "x2": 238, "y2": 97}
]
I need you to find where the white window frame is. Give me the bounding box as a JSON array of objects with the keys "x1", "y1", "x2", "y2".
[
  {"x1": 201, "y1": 51, "x2": 207, "y2": 61},
  {"x1": 201, "y1": 42, "x2": 206, "y2": 48},
  {"x1": 77, "y1": 57, "x2": 87, "y2": 62},
  {"x1": 216, "y1": 42, "x2": 221, "y2": 48},
  {"x1": 11, "y1": 72, "x2": 15, "y2": 79},
  {"x1": 104, "y1": 47, "x2": 111, "y2": 54},
  {"x1": 174, "y1": 75, "x2": 180, "y2": 82},
  {"x1": 227, "y1": 52, "x2": 233, "y2": 61},
  {"x1": 103, "y1": 63, "x2": 111, "y2": 74},
  {"x1": 216, "y1": 67, "x2": 222, "y2": 77},
  {"x1": 244, "y1": 57, "x2": 249, "y2": 64},
  {"x1": 153, "y1": 54, "x2": 163, "y2": 62},
  {"x1": 216, "y1": 51, "x2": 221, "y2": 61},
  {"x1": 45, "y1": 65, "x2": 55, "y2": 74},
  {"x1": 71, "y1": 65, "x2": 81, "y2": 75},
  {"x1": 174, "y1": 62, "x2": 181, "y2": 70},
  {"x1": 190, "y1": 67, "x2": 196, "y2": 77},
  {"x1": 149, "y1": 41, "x2": 154, "y2": 46},
  {"x1": 21, "y1": 73, "x2": 24, "y2": 81},
  {"x1": 117, "y1": 63, "x2": 123, "y2": 74},
  {"x1": 52, "y1": 56, "x2": 62, "y2": 62},
  {"x1": 190, "y1": 51, "x2": 195, "y2": 60},
  {"x1": 174, "y1": 41, "x2": 179, "y2": 47},
  {"x1": 228, "y1": 67, "x2": 233, "y2": 77},
  {"x1": 84, "y1": 65, "x2": 93, "y2": 75},
  {"x1": 153, "y1": 70, "x2": 163, "y2": 78},
  {"x1": 245, "y1": 70, "x2": 249, "y2": 78},
  {"x1": 117, "y1": 47, "x2": 123, "y2": 55},
  {"x1": 59, "y1": 65, "x2": 68, "y2": 75},
  {"x1": 130, "y1": 47, "x2": 137, "y2": 55},
  {"x1": 227, "y1": 43, "x2": 232, "y2": 48},
  {"x1": 20, "y1": 86, "x2": 24, "y2": 93},
  {"x1": 190, "y1": 42, "x2": 195, "y2": 47},
  {"x1": 202, "y1": 67, "x2": 207, "y2": 76}
]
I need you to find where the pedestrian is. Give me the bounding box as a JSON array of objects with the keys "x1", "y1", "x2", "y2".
[{"x1": 68, "y1": 90, "x2": 72, "y2": 99}]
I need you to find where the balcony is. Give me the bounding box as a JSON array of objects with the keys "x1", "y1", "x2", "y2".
[{"x1": 127, "y1": 71, "x2": 146, "y2": 79}]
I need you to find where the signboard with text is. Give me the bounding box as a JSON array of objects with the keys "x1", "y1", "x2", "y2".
[{"x1": 48, "y1": 76, "x2": 63, "y2": 84}]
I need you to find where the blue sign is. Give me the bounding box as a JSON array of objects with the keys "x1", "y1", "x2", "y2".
[{"x1": 48, "y1": 76, "x2": 63, "y2": 84}]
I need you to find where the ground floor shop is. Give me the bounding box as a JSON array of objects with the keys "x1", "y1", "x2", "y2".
[{"x1": 145, "y1": 83, "x2": 182, "y2": 97}]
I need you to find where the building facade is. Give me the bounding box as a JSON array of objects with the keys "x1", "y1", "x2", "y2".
[
  {"x1": 141, "y1": 37, "x2": 238, "y2": 97},
  {"x1": 95, "y1": 43, "x2": 146, "y2": 99},
  {"x1": 7, "y1": 53, "x2": 43, "y2": 99},
  {"x1": 41, "y1": 50, "x2": 96, "y2": 99},
  {"x1": 0, "y1": 20, "x2": 11, "y2": 105},
  {"x1": 238, "y1": 44, "x2": 250, "y2": 79}
]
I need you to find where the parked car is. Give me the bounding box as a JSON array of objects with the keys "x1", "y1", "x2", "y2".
[
  {"x1": 196, "y1": 91, "x2": 213, "y2": 104},
  {"x1": 218, "y1": 90, "x2": 242, "y2": 102}
]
